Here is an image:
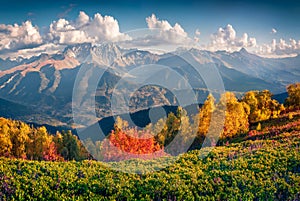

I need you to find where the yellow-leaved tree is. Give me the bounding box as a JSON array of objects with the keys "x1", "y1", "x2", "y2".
[
  {"x1": 219, "y1": 92, "x2": 250, "y2": 139},
  {"x1": 0, "y1": 118, "x2": 13, "y2": 157},
  {"x1": 285, "y1": 82, "x2": 300, "y2": 110},
  {"x1": 242, "y1": 90, "x2": 284, "y2": 123}
]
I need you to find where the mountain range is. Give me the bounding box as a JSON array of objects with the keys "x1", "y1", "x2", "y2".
[{"x1": 0, "y1": 43, "x2": 299, "y2": 129}]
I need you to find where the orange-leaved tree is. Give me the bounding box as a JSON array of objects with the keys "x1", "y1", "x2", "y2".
[{"x1": 100, "y1": 117, "x2": 167, "y2": 162}]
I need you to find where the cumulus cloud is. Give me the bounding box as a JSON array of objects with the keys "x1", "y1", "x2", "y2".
[
  {"x1": 118, "y1": 14, "x2": 195, "y2": 51},
  {"x1": 208, "y1": 24, "x2": 256, "y2": 52},
  {"x1": 2, "y1": 12, "x2": 300, "y2": 59},
  {"x1": 193, "y1": 29, "x2": 201, "y2": 43},
  {"x1": 0, "y1": 21, "x2": 42, "y2": 52},
  {"x1": 256, "y1": 38, "x2": 300, "y2": 57},
  {"x1": 271, "y1": 28, "x2": 277, "y2": 34},
  {"x1": 146, "y1": 14, "x2": 189, "y2": 42},
  {"x1": 48, "y1": 11, "x2": 131, "y2": 45},
  {"x1": 138, "y1": 14, "x2": 192, "y2": 45}
]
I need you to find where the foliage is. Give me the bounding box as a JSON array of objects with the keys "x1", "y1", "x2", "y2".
[
  {"x1": 0, "y1": 83, "x2": 300, "y2": 200},
  {"x1": 285, "y1": 82, "x2": 300, "y2": 110},
  {"x1": 0, "y1": 118, "x2": 12, "y2": 157},
  {"x1": 154, "y1": 111, "x2": 180, "y2": 147},
  {"x1": 0, "y1": 117, "x2": 87, "y2": 161},
  {"x1": 0, "y1": 127, "x2": 299, "y2": 200},
  {"x1": 195, "y1": 92, "x2": 250, "y2": 144},
  {"x1": 242, "y1": 90, "x2": 284, "y2": 123},
  {"x1": 219, "y1": 92, "x2": 250, "y2": 139},
  {"x1": 197, "y1": 94, "x2": 215, "y2": 136},
  {"x1": 53, "y1": 130, "x2": 89, "y2": 161},
  {"x1": 101, "y1": 128, "x2": 166, "y2": 162},
  {"x1": 256, "y1": 122, "x2": 261, "y2": 131},
  {"x1": 146, "y1": 107, "x2": 198, "y2": 155}
]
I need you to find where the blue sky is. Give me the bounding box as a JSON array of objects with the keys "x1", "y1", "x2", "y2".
[{"x1": 0, "y1": 0, "x2": 300, "y2": 58}]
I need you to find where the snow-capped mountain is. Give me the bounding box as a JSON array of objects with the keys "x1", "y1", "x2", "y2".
[
  {"x1": 0, "y1": 43, "x2": 299, "y2": 126},
  {"x1": 63, "y1": 43, "x2": 124, "y2": 66}
]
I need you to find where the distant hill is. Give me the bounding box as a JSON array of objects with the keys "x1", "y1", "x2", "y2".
[
  {"x1": 0, "y1": 97, "x2": 65, "y2": 127},
  {"x1": 273, "y1": 92, "x2": 288, "y2": 104},
  {"x1": 0, "y1": 97, "x2": 34, "y2": 118},
  {"x1": 78, "y1": 104, "x2": 200, "y2": 141}
]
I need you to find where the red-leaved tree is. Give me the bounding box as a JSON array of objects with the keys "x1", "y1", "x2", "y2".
[{"x1": 101, "y1": 128, "x2": 167, "y2": 162}]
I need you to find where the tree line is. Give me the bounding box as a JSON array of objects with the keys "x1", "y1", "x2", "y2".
[
  {"x1": 0, "y1": 119, "x2": 89, "y2": 161},
  {"x1": 0, "y1": 82, "x2": 299, "y2": 161}
]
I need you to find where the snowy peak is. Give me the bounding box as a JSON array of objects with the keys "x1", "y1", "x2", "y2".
[
  {"x1": 239, "y1": 47, "x2": 248, "y2": 54},
  {"x1": 63, "y1": 43, "x2": 93, "y2": 62},
  {"x1": 113, "y1": 50, "x2": 159, "y2": 67},
  {"x1": 63, "y1": 43, "x2": 124, "y2": 66}
]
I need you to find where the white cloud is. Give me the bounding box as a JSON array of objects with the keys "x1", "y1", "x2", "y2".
[
  {"x1": 193, "y1": 29, "x2": 201, "y2": 43},
  {"x1": 208, "y1": 24, "x2": 256, "y2": 52},
  {"x1": 256, "y1": 38, "x2": 300, "y2": 57},
  {"x1": 2, "y1": 12, "x2": 300, "y2": 59},
  {"x1": 271, "y1": 28, "x2": 277, "y2": 34},
  {"x1": 48, "y1": 11, "x2": 131, "y2": 45},
  {"x1": 0, "y1": 21, "x2": 42, "y2": 52},
  {"x1": 118, "y1": 14, "x2": 196, "y2": 52},
  {"x1": 76, "y1": 11, "x2": 90, "y2": 26},
  {"x1": 143, "y1": 14, "x2": 192, "y2": 45}
]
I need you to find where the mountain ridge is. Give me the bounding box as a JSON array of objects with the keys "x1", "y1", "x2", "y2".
[{"x1": 0, "y1": 43, "x2": 298, "y2": 127}]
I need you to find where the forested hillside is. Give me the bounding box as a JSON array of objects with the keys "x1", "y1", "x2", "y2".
[
  {"x1": 0, "y1": 115, "x2": 299, "y2": 200},
  {"x1": 0, "y1": 83, "x2": 299, "y2": 200}
]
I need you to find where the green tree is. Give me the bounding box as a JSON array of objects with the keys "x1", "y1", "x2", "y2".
[
  {"x1": 155, "y1": 111, "x2": 180, "y2": 146},
  {"x1": 54, "y1": 130, "x2": 88, "y2": 161}
]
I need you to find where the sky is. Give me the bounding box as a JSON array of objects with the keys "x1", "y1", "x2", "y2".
[{"x1": 0, "y1": 0, "x2": 300, "y2": 58}]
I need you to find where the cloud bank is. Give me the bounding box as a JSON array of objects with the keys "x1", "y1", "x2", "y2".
[
  {"x1": 0, "y1": 12, "x2": 299, "y2": 59},
  {"x1": 0, "y1": 21, "x2": 42, "y2": 53},
  {"x1": 257, "y1": 38, "x2": 300, "y2": 57},
  {"x1": 207, "y1": 24, "x2": 257, "y2": 52},
  {"x1": 48, "y1": 11, "x2": 131, "y2": 44}
]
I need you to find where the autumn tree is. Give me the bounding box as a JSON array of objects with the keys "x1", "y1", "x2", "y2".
[
  {"x1": 43, "y1": 141, "x2": 63, "y2": 161},
  {"x1": 192, "y1": 92, "x2": 249, "y2": 147},
  {"x1": 219, "y1": 92, "x2": 250, "y2": 139},
  {"x1": 188, "y1": 94, "x2": 217, "y2": 150},
  {"x1": 0, "y1": 117, "x2": 63, "y2": 161},
  {"x1": 10, "y1": 122, "x2": 30, "y2": 159},
  {"x1": 198, "y1": 94, "x2": 215, "y2": 136},
  {"x1": 0, "y1": 118, "x2": 12, "y2": 157},
  {"x1": 101, "y1": 125, "x2": 166, "y2": 162},
  {"x1": 114, "y1": 116, "x2": 129, "y2": 133},
  {"x1": 26, "y1": 126, "x2": 52, "y2": 160},
  {"x1": 285, "y1": 82, "x2": 300, "y2": 110},
  {"x1": 242, "y1": 90, "x2": 284, "y2": 123}
]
